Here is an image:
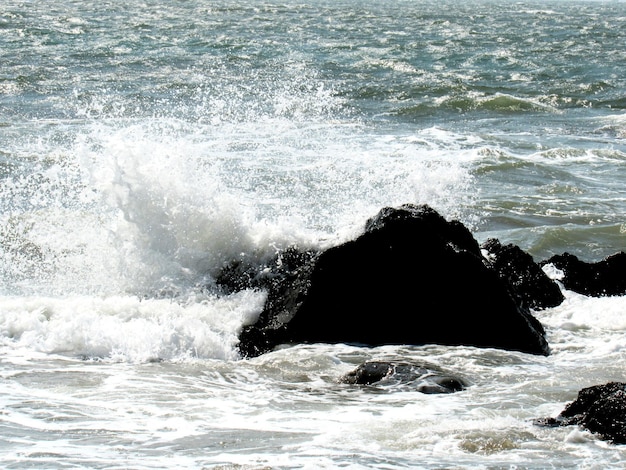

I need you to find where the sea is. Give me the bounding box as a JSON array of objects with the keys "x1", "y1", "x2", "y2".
[{"x1": 1, "y1": 0, "x2": 626, "y2": 468}]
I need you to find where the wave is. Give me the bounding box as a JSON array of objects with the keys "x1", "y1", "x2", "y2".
[
  {"x1": 1, "y1": 112, "x2": 479, "y2": 295},
  {"x1": 0, "y1": 113, "x2": 479, "y2": 363},
  {"x1": 0, "y1": 291, "x2": 264, "y2": 362},
  {"x1": 392, "y1": 92, "x2": 560, "y2": 119}
]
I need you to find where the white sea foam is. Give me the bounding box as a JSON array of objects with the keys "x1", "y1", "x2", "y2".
[
  {"x1": 541, "y1": 290, "x2": 626, "y2": 333},
  {"x1": 0, "y1": 290, "x2": 265, "y2": 362}
]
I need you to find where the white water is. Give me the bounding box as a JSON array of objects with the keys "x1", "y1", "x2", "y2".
[
  {"x1": 2, "y1": 291, "x2": 626, "y2": 469},
  {"x1": 2, "y1": 83, "x2": 626, "y2": 470},
  {"x1": 2, "y1": 0, "x2": 626, "y2": 467},
  {"x1": 1, "y1": 114, "x2": 479, "y2": 366}
]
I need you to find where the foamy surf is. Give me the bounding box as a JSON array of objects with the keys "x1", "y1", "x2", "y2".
[{"x1": 0, "y1": 291, "x2": 264, "y2": 362}]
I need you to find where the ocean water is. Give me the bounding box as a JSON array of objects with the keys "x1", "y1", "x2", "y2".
[{"x1": 1, "y1": 0, "x2": 626, "y2": 468}]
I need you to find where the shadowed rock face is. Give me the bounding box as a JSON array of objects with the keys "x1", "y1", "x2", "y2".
[
  {"x1": 282, "y1": 204, "x2": 549, "y2": 356},
  {"x1": 535, "y1": 382, "x2": 626, "y2": 444},
  {"x1": 481, "y1": 238, "x2": 564, "y2": 310},
  {"x1": 340, "y1": 361, "x2": 468, "y2": 394},
  {"x1": 220, "y1": 204, "x2": 550, "y2": 358},
  {"x1": 541, "y1": 252, "x2": 626, "y2": 297}
]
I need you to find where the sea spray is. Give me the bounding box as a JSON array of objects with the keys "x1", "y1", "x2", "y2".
[
  {"x1": 2, "y1": 116, "x2": 477, "y2": 294},
  {"x1": 1, "y1": 116, "x2": 476, "y2": 365}
]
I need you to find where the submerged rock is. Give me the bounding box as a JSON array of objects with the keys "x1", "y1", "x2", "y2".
[
  {"x1": 222, "y1": 204, "x2": 550, "y2": 358},
  {"x1": 541, "y1": 252, "x2": 626, "y2": 297},
  {"x1": 534, "y1": 382, "x2": 626, "y2": 444},
  {"x1": 340, "y1": 361, "x2": 468, "y2": 394}
]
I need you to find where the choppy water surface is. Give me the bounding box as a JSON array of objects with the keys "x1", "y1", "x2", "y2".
[{"x1": 1, "y1": 0, "x2": 626, "y2": 468}]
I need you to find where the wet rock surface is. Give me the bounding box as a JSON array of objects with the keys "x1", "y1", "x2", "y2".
[
  {"x1": 340, "y1": 361, "x2": 468, "y2": 394},
  {"x1": 541, "y1": 252, "x2": 626, "y2": 297},
  {"x1": 481, "y1": 238, "x2": 564, "y2": 310},
  {"x1": 535, "y1": 382, "x2": 626, "y2": 444}
]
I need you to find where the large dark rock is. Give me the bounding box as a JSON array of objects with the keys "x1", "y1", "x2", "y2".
[
  {"x1": 482, "y1": 238, "x2": 564, "y2": 310},
  {"x1": 225, "y1": 204, "x2": 550, "y2": 358},
  {"x1": 535, "y1": 382, "x2": 626, "y2": 444},
  {"x1": 340, "y1": 361, "x2": 468, "y2": 394},
  {"x1": 541, "y1": 252, "x2": 626, "y2": 297},
  {"x1": 285, "y1": 204, "x2": 549, "y2": 356}
]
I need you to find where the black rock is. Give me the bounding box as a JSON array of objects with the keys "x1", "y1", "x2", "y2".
[
  {"x1": 228, "y1": 204, "x2": 550, "y2": 358},
  {"x1": 340, "y1": 361, "x2": 468, "y2": 394},
  {"x1": 482, "y1": 238, "x2": 564, "y2": 310},
  {"x1": 541, "y1": 252, "x2": 626, "y2": 297},
  {"x1": 535, "y1": 382, "x2": 626, "y2": 444},
  {"x1": 216, "y1": 246, "x2": 319, "y2": 358}
]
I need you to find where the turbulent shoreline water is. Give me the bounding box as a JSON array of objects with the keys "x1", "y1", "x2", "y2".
[{"x1": 2, "y1": 0, "x2": 626, "y2": 468}]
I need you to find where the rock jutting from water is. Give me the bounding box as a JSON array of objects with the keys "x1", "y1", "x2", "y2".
[
  {"x1": 541, "y1": 252, "x2": 626, "y2": 297},
  {"x1": 481, "y1": 238, "x2": 565, "y2": 310},
  {"x1": 217, "y1": 203, "x2": 554, "y2": 358},
  {"x1": 534, "y1": 382, "x2": 626, "y2": 444}
]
